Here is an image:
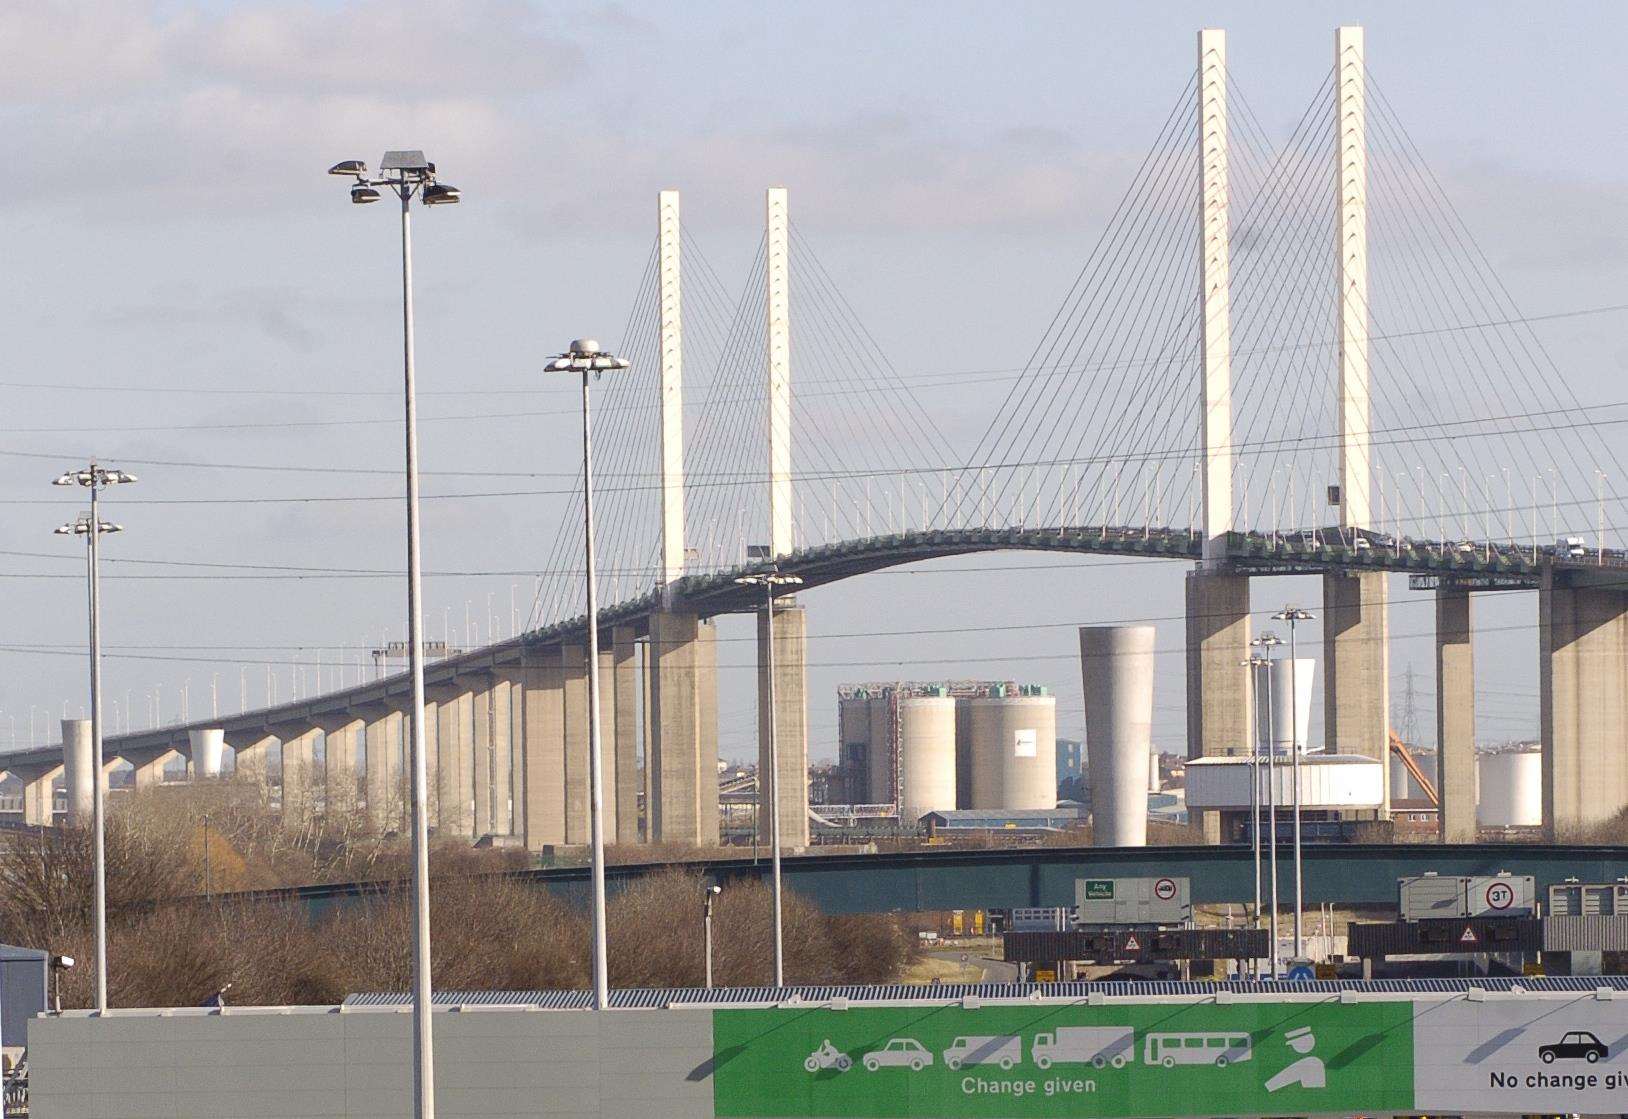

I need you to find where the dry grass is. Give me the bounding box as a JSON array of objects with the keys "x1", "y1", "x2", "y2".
[{"x1": 0, "y1": 781, "x2": 916, "y2": 1008}]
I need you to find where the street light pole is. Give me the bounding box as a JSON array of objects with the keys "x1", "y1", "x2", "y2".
[
  {"x1": 734, "y1": 570, "x2": 803, "y2": 988},
  {"x1": 1251, "y1": 630, "x2": 1283, "y2": 977},
  {"x1": 546, "y1": 340, "x2": 631, "y2": 1011},
  {"x1": 54, "y1": 462, "x2": 134, "y2": 1014},
  {"x1": 1273, "y1": 606, "x2": 1314, "y2": 962},
  {"x1": 1242, "y1": 653, "x2": 1268, "y2": 979},
  {"x1": 329, "y1": 151, "x2": 460, "y2": 1119},
  {"x1": 703, "y1": 884, "x2": 721, "y2": 989}
]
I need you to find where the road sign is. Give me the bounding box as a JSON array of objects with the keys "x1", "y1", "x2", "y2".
[
  {"x1": 1286, "y1": 964, "x2": 1315, "y2": 982},
  {"x1": 1122, "y1": 933, "x2": 1141, "y2": 952},
  {"x1": 1459, "y1": 925, "x2": 1478, "y2": 945},
  {"x1": 1485, "y1": 881, "x2": 1514, "y2": 910},
  {"x1": 1153, "y1": 878, "x2": 1178, "y2": 901}
]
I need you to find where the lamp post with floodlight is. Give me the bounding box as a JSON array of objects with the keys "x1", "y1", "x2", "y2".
[
  {"x1": 703, "y1": 884, "x2": 722, "y2": 989},
  {"x1": 327, "y1": 150, "x2": 459, "y2": 1119},
  {"x1": 53, "y1": 462, "x2": 135, "y2": 1014},
  {"x1": 1250, "y1": 629, "x2": 1283, "y2": 976},
  {"x1": 734, "y1": 569, "x2": 804, "y2": 988},
  {"x1": 1272, "y1": 605, "x2": 1314, "y2": 961},
  {"x1": 545, "y1": 339, "x2": 631, "y2": 1011}
]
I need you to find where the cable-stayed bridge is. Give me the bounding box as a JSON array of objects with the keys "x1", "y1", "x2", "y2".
[{"x1": 3, "y1": 26, "x2": 1624, "y2": 845}]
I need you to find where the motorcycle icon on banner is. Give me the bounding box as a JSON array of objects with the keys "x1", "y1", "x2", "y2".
[{"x1": 804, "y1": 1040, "x2": 853, "y2": 1073}]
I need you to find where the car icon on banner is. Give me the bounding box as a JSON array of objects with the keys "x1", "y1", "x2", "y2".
[{"x1": 1539, "y1": 1031, "x2": 1608, "y2": 1064}]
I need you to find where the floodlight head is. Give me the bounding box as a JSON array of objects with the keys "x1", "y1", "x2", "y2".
[
  {"x1": 52, "y1": 473, "x2": 75, "y2": 486},
  {"x1": 51, "y1": 954, "x2": 74, "y2": 970},
  {"x1": 706, "y1": 884, "x2": 722, "y2": 896},
  {"x1": 381, "y1": 150, "x2": 430, "y2": 172},
  {"x1": 328, "y1": 160, "x2": 368, "y2": 177},
  {"x1": 103, "y1": 523, "x2": 123, "y2": 534},
  {"x1": 108, "y1": 470, "x2": 137, "y2": 485},
  {"x1": 422, "y1": 182, "x2": 461, "y2": 206},
  {"x1": 570, "y1": 338, "x2": 602, "y2": 355},
  {"x1": 351, "y1": 184, "x2": 382, "y2": 205},
  {"x1": 52, "y1": 525, "x2": 73, "y2": 535}
]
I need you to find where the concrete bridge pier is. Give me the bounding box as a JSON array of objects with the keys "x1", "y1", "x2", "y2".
[
  {"x1": 316, "y1": 717, "x2": 362, "y2": 815},
  {"x1": 61, "y1": 718, "x2": 95, "y2": 825},
  {"x1": 595, "y1": 646, "x2": 620, "y2": 843},
  {"x1": 1322, "y1": 571, "x2": 1391, "y2": 817},
  {"x1": 1435, "y1": 588, "x2": 1476, "y2": 842},
  {"x1": 757, "y1": 602, "x2": 810, "y2": 848},
  {"x1": 1184, "y1": 571, "x2": 1251, "y2": 842},
  {"x1": 11, "y1": 762, "x2": 60, "y2": 825},
  {"x1": 467, "y1": 677, "x2": 499, "y2": 839},
  {"x1": 561, "y1": 644, "x2": 590, "y2": 845},
  {"x1": 1541, "y1": 570, "x2": 1628, "y2": 839},
  {"x1": 360, "y1": 708, "x2": 404, "y2": 832},
  {"x1": 188, "y1": 727, "x2": 226, "y2": 779},
  {"x1": 426, "y1": 687, "x2": 473, "y2": 837},
  {"x1": 223, "y1": 730, "x2": 276, "y2": 794},
  {"x1": 128, "y1": 748, "x2": 178, "y2": 790},
  {"x1": 514, "y1": 650, "x2": 565, "y2": 850},
  {"x1": 648, "y1": 610, "x2": 719, "y2": 845},
  {"x1": 273, "y1": 725, "x2": 319, "y2": 825},
  {"x1": 611, "y1": 625, "x2": 641, "y2": 845}
]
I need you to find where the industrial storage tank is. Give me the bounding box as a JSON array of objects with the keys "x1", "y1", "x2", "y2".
[
  {"x1": 1478, "y1": 749, "x2": 1541, "y2": 827},
  {"x1": 897, "y1": 695, "x2": 957, "y2": 820},
  {"x1": 1389, "y1": 749, "x2": 1438, "y2": 802},
  {"x1": 1079, "y1": 625, "x2": 1154, "y2": 846},
  {"x1": 866, "y1": 695, "x2": 895, "y2": 805},
  {"x1": 968, "y1": 691, "x2": 1057, "y2": 810},
  {"x1": 1252, "y1": 657, "x2": 1315, "y2": 753}
]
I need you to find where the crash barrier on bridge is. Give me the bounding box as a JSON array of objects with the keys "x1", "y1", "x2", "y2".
[{"x1": 25, "y1": 979, "x2": 1628, "y2": 1117}]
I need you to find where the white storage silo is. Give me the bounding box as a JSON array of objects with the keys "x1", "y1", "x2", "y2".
[
  {"x1": 969, "y1": 693, "x2": 1057, "y2": 810},
  {"x1": 1477, "y1": 749, "x2": 1542, "y2": 827},
  {"x1": 1389, "y1": 748, "x2": 1438, "y2": 802},
  {"x1": 1079, "y1": 625, "x2": 1154, "y2": 846},
  {"x1": 897, "y1": 695, "x2": 956, "y2": 820},
  {"x1": 1252, "y1": 657, "x2": 1315, "y2": 753}
]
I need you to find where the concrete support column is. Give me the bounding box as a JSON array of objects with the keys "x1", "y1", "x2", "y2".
[
  {"x1": 20, "y1": 766, "x2": 58, "y2": 826},
  {"x1": 641, "y1": 637, "x2": 654, "y2": 841},
  {"x1": 1541, "y1": 574, "x2": 1628, "y2": 838},
  {"x1": 1081, "y1": 625, "x2": 1156, "y2": 848},
  {"x1": 278, "y1": 728, "x2": 318, "y2": 825},
  {"x1": 597, "y1": 646, "x2": 619, "y2": 843},
  {"x1": 612, "y1": 625, "x2": 640, "y2": 845},
  {"x1": 649, "y1": 611, "x2": 720, "y2": 845},
  {"x1": 130, "y1": 751, "x2": 172, "y2": 791},
  {"x1": 231, "y1": 733, "x2": 276, "y2": 798},
  {"x1": 1184, "y1": 571, "x2": 1251, "y2": 842},
  {"x1": 757, "y1": 603, "x2": 809, "y2": 848},
  {"x1": 188, "y1": 728, "x2": 225, "y2": 779},
  {"x1": 490, "y1": 684, "x2": 513, "y2": 836},
  {"x1": 1435, "y1": 588, "x2": 1476, "y2": 843},
  {"x1": 1322, "y1": 570, "x2": 1391, "y2": 816},
  {"x1": 61, "y1": 719, "x2": 94, "y2": 826},
  {"x1": 320, "y1": 719, "x2": 362, "y2": 815},
  {"x1": 471, "y1": 685, "x2": 494, "y2": 837},
  {"x1": 516, "y1": 656, "x2": 565, "y2": 850},
  {"x1": 430, "y1": 689, "x2": 474, "y2": 837},
  {"x1": 364, "y1": 711, "x2": 404, "y2": 832},
  {"x1": 562, "y1": 645, "x2": 590, "y2": 845}
]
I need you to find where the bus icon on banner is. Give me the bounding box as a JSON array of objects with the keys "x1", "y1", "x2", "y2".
[{"x1": 1143, "y1": 1032, "x2": 1253, "y2": 1069}]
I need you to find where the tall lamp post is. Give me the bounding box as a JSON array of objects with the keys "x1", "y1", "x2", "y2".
[
  {"x1": 703, "y1": 884, "x2": 722, "y2": 989},
  {"x1": 1242, "y1": 653, "x2": 1269, "y2": 978},
  {"x1": 1250, "y1": 629, "x2": 1283, "y2": 977},
  {"x1": 53, "y1": 461, "x2": 135, "y2": 1014},
  {"x1": 1272, "y1": 606, "x2": 1314, "y2": 961},
  {"x1": 546, "y1": 339, "x2": 631, "y2": 1011},
  {"x1": 734, "y1": 570, "x2": 804, "y2": 988},
  {"x1": 328, "y1": 151, "x2": 460, "y2": 1119}
]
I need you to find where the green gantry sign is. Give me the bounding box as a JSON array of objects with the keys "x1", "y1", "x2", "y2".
[
  {"x1": 712, "y1": 1002, "x2": 1414, "y2": 1118},
  {"x1": 1082, "y1": 881, "x2": 1114, "y2": 900}
]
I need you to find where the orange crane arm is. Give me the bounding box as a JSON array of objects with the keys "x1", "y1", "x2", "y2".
[{"x1": 1389, "y1": 729, "x2": 1440, "y2": 807}]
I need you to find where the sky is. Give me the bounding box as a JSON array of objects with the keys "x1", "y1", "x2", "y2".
[{"x1": 2, "y1": 0, "x2": 1626, "y2": 766}]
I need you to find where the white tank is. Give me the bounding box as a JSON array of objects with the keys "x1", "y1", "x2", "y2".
[
  {"x1": 897, "y1": 696, "x2": 956, "y2": 820},
  {"x1": 1079, "y1": 626, "x2": 1154, "y2": 846},
  {"x1": 1389, "y1": 749, "x2": 1438, "y2": 801},
  {"x1": 969, "y1": 694, "x2": 1057, "y2": 810},
  {"x1": 189, "y1": 727, "x2": 226, "y2": 778},
  {"x1": 866, "y1": 696, "x2": 894, "y2": 805},
  {"x1": 1477, "y1": 750, "x2": 1542, "y2": 827},
  {"x1": 61, "y1": 718, "x2": 93, "y2": 825},
  {"x1": 1252, "y1": 657, "x2": 1315, "y2": 753}
]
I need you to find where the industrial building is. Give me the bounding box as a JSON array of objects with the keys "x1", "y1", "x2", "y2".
[{"x1": 832, "y1": 681, "x2": 1057, "y2": 820}]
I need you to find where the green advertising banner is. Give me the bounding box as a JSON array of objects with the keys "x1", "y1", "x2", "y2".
[{"x1": 713, "y1": 1001, "x2": 1414, "y2": 1118}]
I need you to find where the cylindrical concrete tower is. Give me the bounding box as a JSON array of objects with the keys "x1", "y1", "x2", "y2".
[
  {"x1": 1253, "y1": 658, "x2": 1315, "y2": 753},
  {"x1": 1477, "y1": 750, "x2": 1541, "y2": 827},
  {"x1": 188, "y1": 727, "x2": 226, "y2": 779},
  {"x1": 969, "y1": 693, "x2": 1056, "y2": 810},
  {"x1": 866, "y1": 695, "x2": 895, "y2": 806},
  {"x1": 1149, "y1": 752, "x2": 1162, "y2": 793},
  {"x1": 897, "y1": 695, "x2": 956, "y2": 821},
  {"x1": 1080, "y1": 625, "x2": 1155, "y2": 846},
  {"x1": 61, "y1": 718, "x2": 93, "y2": 826}
]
